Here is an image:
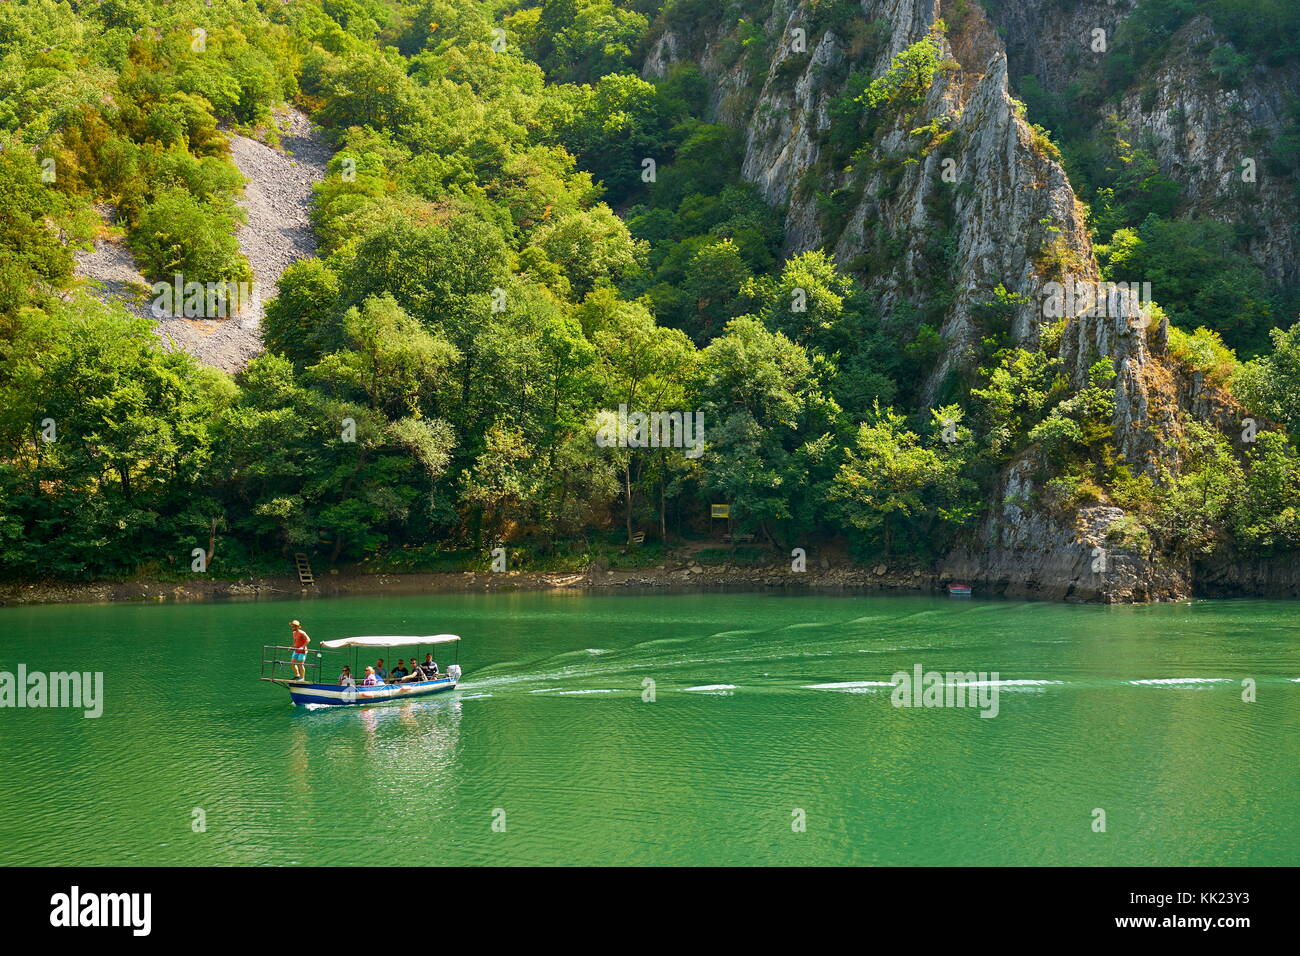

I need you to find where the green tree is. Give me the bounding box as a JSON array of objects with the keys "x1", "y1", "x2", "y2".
[
  {"x1": 1233, "y1": 431, "x2": 1300, "y2": 551},
  {"x1": 829, "y1": 403, "x2": 958, "y2": 554},
  {"x1": 681, "y1": 239, "x2": 750, "y2": 340},
  {"x1": 0, "y1": 300, "x2": 224, "y2": 577},
  {"x1": 860, "y1": 31, "x2": 943, "y2": 114},
  {"x1": 1148, "y1": 423, "x2": 1244, "y2": 556},
  {"x1": 1234, "y1": 321, "x2": 1300, "y2": 436},
  {"x1": 309, "y1": 294, "x2": 459, "y2": 419},
  {"x1": 1098, "y1": 215, "x2": 1274, "y2": 354},
  {"x1": 694, "y1": 316, "x2": 840, "y2": 546},
  {"x1": 528, "y1": 205, "x2": 646, "y2": 299},
  {"x1": 263, "y1": 258, "x2": 343, "y2": 365},
  {"x1": 592, "y1": 299, "x2": 697, "y2": 542},
  {"x1": 130, "y1": 187, "x2": 250, "y2": 284},
  {"x1": 460, "y1": 422, "x2": 539, "y2": 544},
  {"x1": 0, "y1": 140, "x2": 80, "y2": 314}
]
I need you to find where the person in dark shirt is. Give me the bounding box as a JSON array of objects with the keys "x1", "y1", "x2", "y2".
[
  {"x1": 390, "y1": 660, "x2": 409, "y2": 680},
  {"x1": 422, "y1": 654, "x2": 440, "y2": 677},
  {"x1": 398, "y1": 661, "x2": 426, "y2": 682}
]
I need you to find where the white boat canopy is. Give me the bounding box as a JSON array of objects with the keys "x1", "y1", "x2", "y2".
[{"x1": 320, "y1": 634, "x2": 462, "y2": 650}]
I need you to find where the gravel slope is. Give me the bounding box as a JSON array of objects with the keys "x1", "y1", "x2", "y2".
[
  {"x1": 228, "y1": 107, "x2": 330, "y2": 325},
  {"x1": 72, "y1": 107, "x2": 329, "y2": 373}
]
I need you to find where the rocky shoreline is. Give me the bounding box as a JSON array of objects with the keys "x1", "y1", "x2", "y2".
[
  {"x1": 7, "y1": 552, "x2": 1299, "y2": 608},
  {"x1": 0, "y1": 564, "x2": 948, "y2": 607}
]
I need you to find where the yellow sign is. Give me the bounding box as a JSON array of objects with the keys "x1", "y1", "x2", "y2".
[{"x1": 711, "y1": 504, "x2": 730, "y2": 518}]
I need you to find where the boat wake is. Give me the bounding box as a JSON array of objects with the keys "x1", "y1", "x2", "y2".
[
  {"x1": 452, "y1": 621, "x2": 1294, "y2": 702},
  {"x1": 1127, "y1": 678, "x2": 1234, "y2": 685}
]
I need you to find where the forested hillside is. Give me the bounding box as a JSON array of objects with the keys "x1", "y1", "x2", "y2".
[{"x1": 1, "y1": 0, "x2": 1298, "y2": 600}]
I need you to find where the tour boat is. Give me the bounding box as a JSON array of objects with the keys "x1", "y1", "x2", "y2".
[
  {"x1": 260, "y1": 634, "x2": 462, "y2": 707},
  {"x1": 947, "y1": 583, "x2": 973, "y2": 597}
]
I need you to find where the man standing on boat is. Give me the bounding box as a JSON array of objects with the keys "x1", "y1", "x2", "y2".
[{"x1": 289, "y1": 620, "x2": 311, "y2": 681}]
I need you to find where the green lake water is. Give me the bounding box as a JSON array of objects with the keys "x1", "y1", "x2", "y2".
[{"x1": 0, "y1": 591, "x2": 1296, "y2": 865}]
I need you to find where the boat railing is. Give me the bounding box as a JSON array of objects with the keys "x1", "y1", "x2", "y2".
[{"x1": 259, "y1": 644, "x2": 333, "y2": 684}]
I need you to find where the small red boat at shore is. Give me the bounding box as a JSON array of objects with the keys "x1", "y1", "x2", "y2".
[{"x1": 947, "y1": 583, "x2": 973, "y2": 597}]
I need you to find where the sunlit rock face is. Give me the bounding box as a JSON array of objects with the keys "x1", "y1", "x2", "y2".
[
  {"x1": 991, "y1": 3, "x2": 1300, "y2": 288},
  {"x1": 641, "y1": 0, "x2": 1264, "y2": 601},
  {"x1": 1106, "y1": 16, "x2": 1300, "y2": 287},
  {"x1": 940, "y1": 454, "x2": 1191, "y2": 603},
  {"x1": 646, "y1": 1, "x2": 1095, "y2": 382}
]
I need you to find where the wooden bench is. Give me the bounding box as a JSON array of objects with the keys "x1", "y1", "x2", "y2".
[{"x1": 721, "y1": 533, "x2": 754, "y2": 544}]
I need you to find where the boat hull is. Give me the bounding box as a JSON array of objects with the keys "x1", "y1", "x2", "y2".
[{"x1": 281, "y1": 677, "x2": 458, "y2": 707}]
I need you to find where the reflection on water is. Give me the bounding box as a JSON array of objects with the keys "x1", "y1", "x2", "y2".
[{"x1": 0, "y1": 592, "x2": 1297, "y2": 865}]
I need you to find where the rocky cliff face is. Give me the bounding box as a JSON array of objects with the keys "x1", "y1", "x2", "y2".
[
  {"x1": 988, "y1": 3, "x2": 1300, "y2": 288},
  {"x1": 939, "y1": 454, "x2": 1188, "y2": 602},
  {"x1": 643, "y1": 0, "x2": 1212, "y2": 601},
  {"x1": 986, "y1": 0, "x2": 1132, "y2": 96},
  {"x1": 1107, "y1": 16, "x2": 1300, "y2": 287},
  {"x1": 647, "y1": 0, "x2": 1096, "y2": 384}
]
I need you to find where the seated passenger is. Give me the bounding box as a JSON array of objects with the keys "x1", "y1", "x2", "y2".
[
  {"x1": 422, "y1": 654, "x2": 440, "y2": 677},
  {"x1": 373, "y1": 658, "x2": 388, "y2": 681},
  {"x1": 398, "y1": 662, "x2": 426, "y2": 682},
  {"x1": 390, "y1": 660, "x2": 409, "y2": 680},
  {"x1": 338, "y1": 665, "x2": 355, "y2": 687},
  {"x1": 362, "y1": 666, "x2": 383, "y2": 686}
]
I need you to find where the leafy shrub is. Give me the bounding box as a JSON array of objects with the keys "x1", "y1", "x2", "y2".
[
  {"x1": 1041, "y1": 471, "x2": 1102, "y2": 513},
  {"x1": 1167, "y1": 326, "x2": 1238, "y2": 387},
  {"x1": 1105, "y1": 514, "x2": 1153, "y2": 553},
  {"x1": 130, "y1": 187, "x2": 250, "y2": 283}
]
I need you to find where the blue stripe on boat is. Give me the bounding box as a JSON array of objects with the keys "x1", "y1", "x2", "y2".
[{"x1": 286, "y1": 678, "x2": 457, "y2": 706}]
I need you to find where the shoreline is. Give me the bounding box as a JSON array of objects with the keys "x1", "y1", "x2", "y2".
[
  {"x1": 1, "y1": 565, "x2": 948, "y2": 608},
  {"x1": 5, "y1": 555, "x2": 1298, "y2": 608}
]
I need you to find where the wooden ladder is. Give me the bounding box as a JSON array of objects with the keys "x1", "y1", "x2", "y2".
[{"x1": 294, "y1": 553, "x2": 315, "y2": 586}]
